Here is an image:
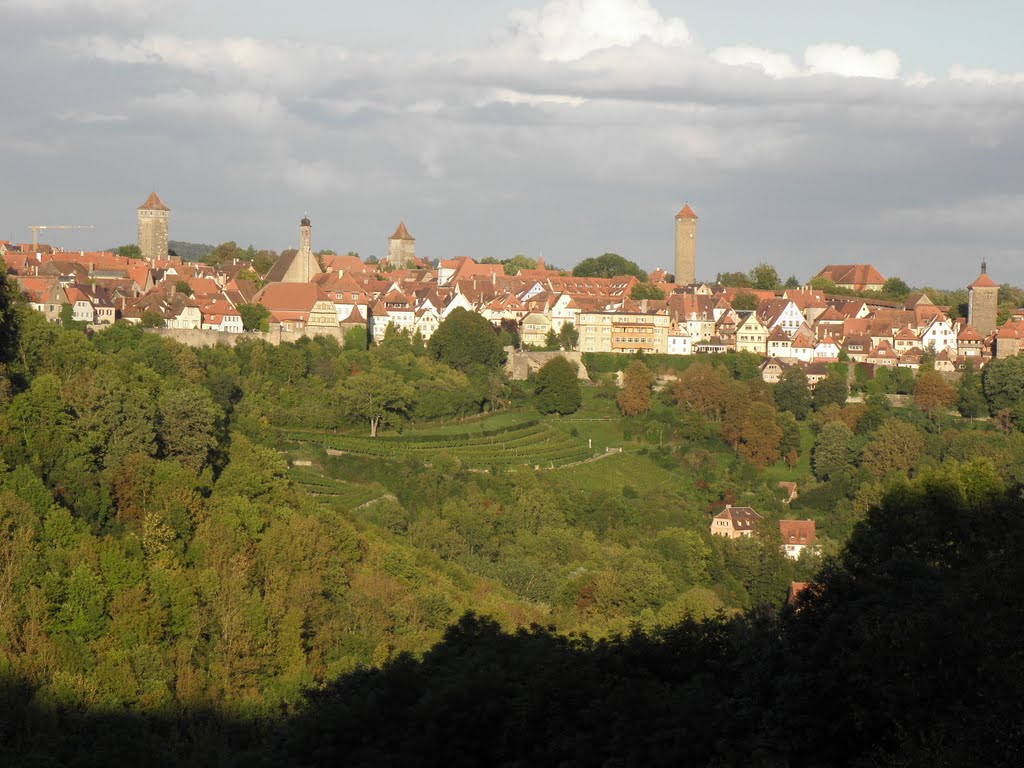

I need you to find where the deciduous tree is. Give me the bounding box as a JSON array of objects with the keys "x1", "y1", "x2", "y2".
[
  {"x1": 428, "y1": 308, "x2": 505, "y2": 370},
  {"x1": 340, "y1": 369, "x2": 412, "y2": 436},
  {"x1": 774, "y1": 366, "x2": 811, "y2": 419},
  {"x1": 533, "y1": 356, "x2": 581, "y2": 415},
  {"x1": 617, "y1": 360, "x2": 655, "y2": 416},
  {"x1": 913, "y1": 370, "x2": 956, "y2": 418}
]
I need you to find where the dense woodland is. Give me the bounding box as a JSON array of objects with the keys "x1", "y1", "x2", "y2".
[{"x1": 1, "y1": 271, "x2": 1023, "y2": 765}]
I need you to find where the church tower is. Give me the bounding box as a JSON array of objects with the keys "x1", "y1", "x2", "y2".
[
  {"x1": 674, "y1": 203, "x2": 697, "y2": 286},
  {"x1": 968, "y1": 260, "x2": 999, "y2": 337},
  {"x1": 299, "y1": 214, "x2": 311, "y2": 253},
  {"x1": 137, "y1": 191, "x2": 169, "y2": 259},
  {"x1": 388, "y1": 220, "x2": 415, "y2": 269}
]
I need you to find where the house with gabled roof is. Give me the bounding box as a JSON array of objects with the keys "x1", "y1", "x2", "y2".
[
  {"x1": 814, "y1": 264, "x2": 886, "y2": 292},
  {"x1": 957, "y1": 324, "x2": 985, "y2": 357},
  {"x1": 735, "y1": 311, "x2": 768, "y2": 355},
  {"x1": 780, "y1": 519, "x2": 817, "y2": 560},
  {"x1": 710, "y1": 505, "x2": 762, "y2": 539}
]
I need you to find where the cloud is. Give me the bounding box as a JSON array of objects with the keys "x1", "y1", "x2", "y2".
[
  {"x1": 508, "y1": 0, "x2": 690, "y2": 62},
  {"x1": 950, "y1": 64, "x2": 1024, "y2": 85},
  {"x1": 711, "y1": 45, "x2": 799, "y2": 79},
  {"x1": 78, "y1": 34, "x2": 350, "y2": 91},
  {"x1": 56, "y1": 110, "x2": 128, "y2": 124},
  {"x1": 804, "y1": 44, "x2": 901, "y2": 80}
]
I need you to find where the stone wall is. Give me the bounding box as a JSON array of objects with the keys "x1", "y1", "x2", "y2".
[
  {"x1": 505, "y1": 348, "x2": 590, "y2": 380},
  {"x1": 143, "y1": 325, "x2": 346, "y2": 348}
]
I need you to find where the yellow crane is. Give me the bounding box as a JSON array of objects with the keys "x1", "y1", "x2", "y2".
[{"x1": 27, "y1": 224, "x2": 94, "y2": 250}]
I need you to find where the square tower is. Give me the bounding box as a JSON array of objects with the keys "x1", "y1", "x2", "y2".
[
  {"x1": 137, "y1": 192, "x2": 170, "y2": 259},
  {"x1": 674, "y1": 204, "x2": 697, "y2": 286},
  {"x1": 968, "y1": 262, "x2": 999, "y2": 338},
  {"x1": 387, "y1": 220, "x2": 415, "y2": 269}
]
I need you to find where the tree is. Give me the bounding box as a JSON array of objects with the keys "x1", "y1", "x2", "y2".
[
  {"x1": 140, "y1": 310, "x2": 164, "y2": 328},
  {"x1": 630, "y1": 283, "x2": 665, "y2": 301},
  {"x1": 158, "y1": 385, "x2": 221, "y2": 472},
  {"x1": 252, "y1": 250, "x2": 277, "y2": 275},
  {"x1": 774, "y1": 366, "x2": 811, "y2": 419},
  {"x1": 544, "y1": 329, "x2": 559, "y2": 351},
  {"x1": 572, "y1": 253, "x2": 647, "y2": 280},
  {"x1": 784, "y1": 275, "x2": 801, "y2": 289},
  {"x1": 0, "y1": 273, "x2": 20, "y2": 365},
  {"x1": 812, "y1": 421, "x2": 856, "y2": 480},
  {"x1": 502, "y1": 255, "x2": 536, "y2": 276},
  {"x1": 913, "y1": 370, "x2": 956, "y2": 419},
  {"x1": 428, "y1": 308, "x2": 505, "y2": 370},
  {"x1": 203, "y1": 241, "x2": 243, "y2": 267},
  {"x1": 731, "y1": 400, "x2": 782, "y2": 469},
  {"x1": 344, "y1": 325, "x2": 368, "y2": 351},
  {"x1": 748, "y1": 262, "x2": 781, "y2": 291},
  {"x1": 534, "y1": 356, "x2": 581, "y2": 415},
  {"x1": 813, "y1": 370, "x2": 848, "y2": 410},
  {"x1": 340, "y1": 369, "x2": 412, "y2": 436},
  {"x1": 882, "y1": 276, "x2": 911, "y2": 299},
  {"x1": 731, "y1": 292, "x2": 759, "y2": 311},
  {"x1": 777, "y1": 411, "x2": 801, "y2": 466},
  {"x1": 617, "y1": 360, "x2": 655, "y2": 416},
  {"x1": 861, "y1": 419, "x2": 925, "y2": 480},
  {"x1": 982, "y1": 355, "x2": 1024, "y2": 415},
  {"x1": 115, "y1": 244, "x2": 142, "y2": 259},
  {"x1": 957, "y1": 360, "x2": 986, "y2": 419},
  {"x1": 715, "y1": 271, "x2": 751, "y2": 288},
  {"x1": 670, "y1": 363, "x2": 731, "y2": 421},
  {"x1": 558, "y1": 322, "x2": 579, "y2": 351},
  {"x1": 175, "y1": 280, "x2": 193, "y2": 296},
  {"x1": 238, "y1": 303, "x2": 270, "y2": 332}
]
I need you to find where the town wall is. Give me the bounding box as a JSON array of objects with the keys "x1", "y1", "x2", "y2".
[
  {"x1": 505, "y1": 348, "x2": 590, "y2": 380},
  {"x1": 143, "y1": 326, "x2": 346, "y2": 348}
]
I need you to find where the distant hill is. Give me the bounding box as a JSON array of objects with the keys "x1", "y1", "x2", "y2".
[{"x1": 169, "y1": 240, "x2": 215, "y2": 262}]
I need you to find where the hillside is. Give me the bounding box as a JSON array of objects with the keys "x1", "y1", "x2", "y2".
[{"x1": 168, "y1": 240, "x2": 215, "y2": 261}]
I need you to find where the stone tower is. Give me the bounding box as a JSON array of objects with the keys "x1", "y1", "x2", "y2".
[
  {"x1": 137, "y1": 191, "x2": 169, "y2": 259},
  {"x1": 968, "y1": 261, "x2": 999, "y2": 337},
  {"x1": 262, "y1": 215, "x2": 323, "y2": 283},
  {"x1": 388, "y1": 220, "x2": 415, "y2": 269},
  {"x1": 674, "y1": 203, "x2": 697, "y2": 286},
  {"x1": 299, "y1": 214, "x2": 311, "y2": 253}
]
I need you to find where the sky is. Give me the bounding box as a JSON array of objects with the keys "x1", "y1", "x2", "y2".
[{"x1": 3, "y1": 0, "x2": 1024, "y2": 287}]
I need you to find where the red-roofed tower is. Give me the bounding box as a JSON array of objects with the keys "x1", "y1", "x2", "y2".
[
  {"x1": 674, "y1": 203, "x2": 697, "y2": 286},
  {"x1": 137, "y1": 191, "x2": 169, "y2": 260},
  {"x1": 968, "y1": 260, "x2": 998, "y2": 337}
]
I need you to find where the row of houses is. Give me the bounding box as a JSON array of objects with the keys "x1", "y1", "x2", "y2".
[
  {"x1": 710, "y1": 504, "x2": 817, "y2": 561},
  {"x1": 3, "y1": 237, "x2": 1010, "y2": 369}
]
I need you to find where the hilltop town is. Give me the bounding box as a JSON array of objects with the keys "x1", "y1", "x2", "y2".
[{"x1": 3, "y1": 194, "x2": 1014, "y2": 378}]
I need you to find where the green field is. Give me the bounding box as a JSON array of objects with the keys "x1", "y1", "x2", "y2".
[{"x1": 281, "y1": 420, "x2": 597, "y2": 469}]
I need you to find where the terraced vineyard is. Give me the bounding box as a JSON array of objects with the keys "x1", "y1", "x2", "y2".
[
  {"x1": 288, "y1": 465, "x2": 389, "y2": 510},
  {"x1": 281, "y1": 420, "x2": 596, "y2": 469}
]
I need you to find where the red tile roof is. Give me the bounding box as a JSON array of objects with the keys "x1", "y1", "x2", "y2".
[
  {"x1": 389, "y1": 220, "x2": 414, "y2": 241},
  {"x1": 675, "y1": 203, "x2": 698, "y2": 219},
  {"x1": 970, "y1": 272, "x2": 998, "y2": 289},
  {"x1": 138, "y1": 191, "x2": 169, "y2": 211}
]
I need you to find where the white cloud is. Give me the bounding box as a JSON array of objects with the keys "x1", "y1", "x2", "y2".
[
  {"x1": 508, "y1": 0, "x2": 690, "y2": 62},
  {"x1": 135, "y1": 87, "x2": 288, "y2": 132},
  {"x1": 78, "y1": 34, "x2": 350, "y2": 91},
  {"x1": 711, "y1": 45, "x2": 799, "y2": 79},
  {"x1": 56, "y1": 109, "x2": 128, "y2": 123},
  {"x1": 949, "y1": 64, "x2": 1024, "y2": 85},
  {"x1": 804, "y1": 44, "x2": 901, "y2": 80}
]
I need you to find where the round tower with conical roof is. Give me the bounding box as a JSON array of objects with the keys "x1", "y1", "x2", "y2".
[{"x1": 674, "y1": 203, "x2": 697, "y2": 286}]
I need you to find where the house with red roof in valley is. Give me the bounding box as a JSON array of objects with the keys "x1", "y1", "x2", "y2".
[
  {"x1": 957, "y1": 324, "x2": 985, "y2": 357},
  {"x1": 710, "y1": 505, "x2": 763, "y2": 539},
  {"x1": 813, "y1": 264, "x2": 886, "y2": 292},
  {"x1": 779, "y1": 519, "x2": 817, "y2": 560},
  {"x1": 198, "y1": 298, "x2": 243, "y2": 333}
]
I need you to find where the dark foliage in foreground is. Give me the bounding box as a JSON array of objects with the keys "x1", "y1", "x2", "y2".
[{"x1": 2, "y1": 467, "x2": 1023, "y2": 767}]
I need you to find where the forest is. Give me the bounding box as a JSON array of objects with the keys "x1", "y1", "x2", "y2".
[{"x1": 0, "y1": 271, "x2": 1022, "y2": 765}]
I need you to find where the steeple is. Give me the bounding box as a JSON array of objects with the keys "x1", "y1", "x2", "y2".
[{"x1": 299, "y1": 214, "x2": 312, "y2": 253}]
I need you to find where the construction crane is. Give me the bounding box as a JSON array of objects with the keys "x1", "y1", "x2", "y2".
[{"x1": 27, "y1": 224, "x2": 94, "y2": 250}]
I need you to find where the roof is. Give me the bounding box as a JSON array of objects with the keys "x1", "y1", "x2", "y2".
[
  {"x1": 675, "y1": 203, "x2": 698, "y2": 219},
  {"x1": 714, "y1": 505, "x2": 762, "y2": 530},
  {"x1": 389, "y1": 220, "x2": 415, "y2": 241},
  {"x1": 970, "y1": 272, "x2": 998, "y2": 289},
  {"x1": 138, "y1": 191, "x2": 169, "y2": 211},
  {"x1": 815, "y1": 264, "x2": 886, "y2": 288},
  {"x1": 779, "y1": 519, "x2": 816, "y2": 546}
]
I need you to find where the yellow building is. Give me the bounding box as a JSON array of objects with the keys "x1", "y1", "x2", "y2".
[
  {"x1": 735, "y1": 312, "x2": 768, "y2": 355},
  {"x1": 578, "y1": 308, "x2": 670, "y2": 354}
]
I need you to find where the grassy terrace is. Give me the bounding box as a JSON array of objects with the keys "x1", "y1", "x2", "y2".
[
  {"x1": 287, "y1": 465, "x2": 389, "y2": 510},
  {"x1": 281, "y1": 419, "x2": 597, "y2": 469}
]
